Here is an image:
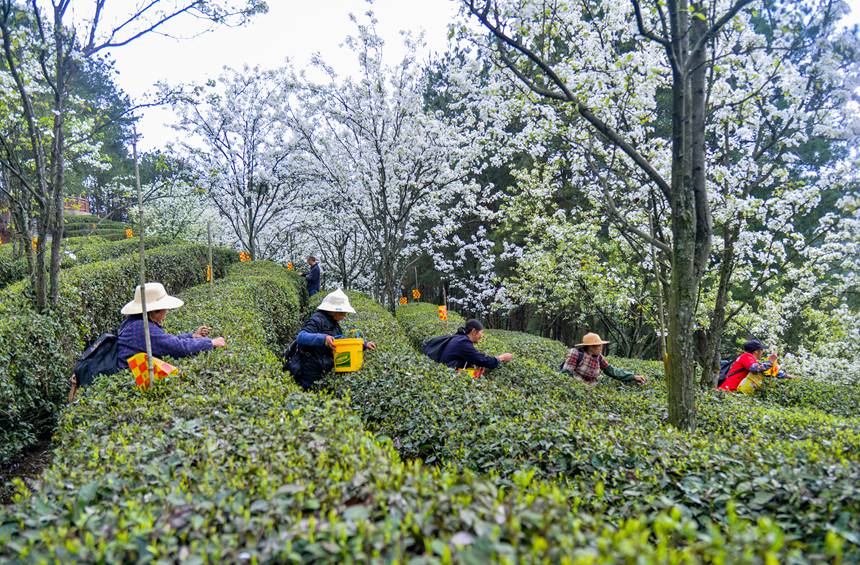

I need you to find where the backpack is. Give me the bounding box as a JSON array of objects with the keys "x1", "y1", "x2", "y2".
[
  {"x1": 421, "y1": 335, "x2": 455, "y2": 363},
  {"x1": 73, "y1": 332, "x2": 119, "y2": 388},
  {"x1": 282, "y1": 338, "x2": 300, "y2": 376},
  {"x1": 559, "y1": 349, "x2": 586, "y2": 373},
  {"x1": 717, "y1": 358, "x2": 747, "y2": 387}
]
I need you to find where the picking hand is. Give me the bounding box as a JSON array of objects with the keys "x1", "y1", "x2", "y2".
[
  {"x1": 498, "y1": 353, "x2": 513, "y2": 363},
  {"x1": 633, "y1": 374, "x2": 647, "y2": 384},
  {"x1": 193, "y1": 325, "x2": 211, "y2": 338},
  {"x1": 211, "y1": 337, "x2": 226, "y2": 348},
  {"x1": 768, "y1": 353, "x2": 778, "y2": 362},
  {"x1": 366, "y1": 341, "x2": 377, "y2": 350}
]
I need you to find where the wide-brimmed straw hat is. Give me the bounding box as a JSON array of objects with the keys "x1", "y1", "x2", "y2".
[
  {"x1": 317, "y1": 288, "x2": 355, "y2": 314},
  {"x1": 575, "y1": 332, "x2": 610, "y2": 348},
  {"x1": 120, "y1": 282, "x2": 184, "y2": 315}
]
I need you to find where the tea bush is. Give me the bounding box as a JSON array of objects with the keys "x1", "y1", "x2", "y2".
[
  {"x1": 0, "y1": 265, "x2": 818, "y2": 563},
  {"x1": 322, "y1": 298, "x2": 860, "y2": 558},
  {"x1": 0, "y1": 244, "x2": 237, "y2": 465},
  {"x1": 0, "y1": 245, "x2": 28, "y2": 289}
]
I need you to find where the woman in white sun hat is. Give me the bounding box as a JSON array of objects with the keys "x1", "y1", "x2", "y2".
[
  {"x1": 560, "y1": 332, "x2": 647, "y2": 385},
  {"x1": 288, "y1": 288, "x2": 376, "y2": 390},
  {"x1": 115, "y1": 282, "x2": 226, "y2": 370}
]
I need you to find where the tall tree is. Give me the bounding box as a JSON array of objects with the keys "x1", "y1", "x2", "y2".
[
  {"x1": 288, "y1": 15, "x2": 483, "y2": 309},
  {"x1": 455, "y1": 0, "x2": 856, "y2": 429},
  {"x1": 172, "y1": 66, "x2": 300, "y2": 260},
  {"x1": 0, "y1": 0, "x2": 266, "y2": 310}
]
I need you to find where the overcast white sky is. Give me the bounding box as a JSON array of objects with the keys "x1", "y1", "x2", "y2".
[
  {"x1": 105, "y1": 0, "x2": 859, "y2": 151},
  {"x1": 107, "y1": 0, "x2": 457, "y2": 150}
]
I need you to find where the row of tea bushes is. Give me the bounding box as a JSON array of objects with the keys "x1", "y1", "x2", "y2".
[
  {"x1": 0, "y1": 244, "x2": 29, "y2": 289},
  {"x1": 63, "y1": 214, "x2": 127, "y2": 228},
  {"x1": 322, "y1": 297, "x2": 860, "y2": 558},
  {"x1": 397, "y1": 303, "x2": 860, "y2": 420},
  {"x1": 0, "y1": 265, "x2": 814, "y2": 563},
  {"x1": 395, "y1": 303, "x2": 860, "y2": 461},
  {"x1": 62, "y1": 214, "x2": 130, "y2": 239},
  {"x1": 0, "y1": 243, "x2": 236, "y2": 465},
  {"x1": 0, "y1": 236, "x2": 173, "y2": 290}
]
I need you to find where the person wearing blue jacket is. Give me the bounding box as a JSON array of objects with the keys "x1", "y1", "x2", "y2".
[
  {"x1": 289, "y1": 288, "x2": 376, "y2": 389},
  {"x1": 438, "y1": 319, "x2": 513, "y2": 370},
  {"x1": 301, "y1": 256, "x2": 321, "y2": 296},
  {"x1": 116, "y1": 282, "x2": 226, "y2": 370}
]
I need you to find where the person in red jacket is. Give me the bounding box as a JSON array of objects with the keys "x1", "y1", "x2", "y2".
[{"x1": 718, "y1": 339, "x2": 777, "y2": 392}]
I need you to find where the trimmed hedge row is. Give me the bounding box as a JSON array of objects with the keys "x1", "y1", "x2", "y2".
[
  {"x1": 0, "y1": 264, "x2": 814, "y2": 562},
  {"x1": 322, "y1": 297, "x2": 860, "y2": 558},
  {"x1": 399, "y1": 303, "x2": 860, "y2": 420},
  {"x1": 0, "y1": 237, "x2": 173, "y2": 290},
  {"x1": 63, "y1": 228, "x2": 129, "y2": 241},
  {"x1": 0, "y1": 243, "x2": 237, "y2": 465}
]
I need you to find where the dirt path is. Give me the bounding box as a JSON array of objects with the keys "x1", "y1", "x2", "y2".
[{"x1": 0, "y1": 440, "x2": 53, "y2": 505}]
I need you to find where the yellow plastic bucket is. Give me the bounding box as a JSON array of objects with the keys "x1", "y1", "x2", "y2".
[
  {"x1": 736, "y1": 372, "x2": 762, "y2": 395},
  {"x1": 333, "y1": 338, "x2": 364, "y2": 372}
]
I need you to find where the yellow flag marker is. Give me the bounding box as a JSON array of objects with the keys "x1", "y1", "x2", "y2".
[{"x1": 127, "y1": 352, "x2": 179, "y2": 389}]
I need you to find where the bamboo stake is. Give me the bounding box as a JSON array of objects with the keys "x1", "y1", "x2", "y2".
[
  {"x1": 132, "y1": 126, "x2": 154, "y2": 387},
  {"x1": 207, "y1": 221, "x2": 213, "y2": 301},
  {"x1": 442, "y1": 282, "x2": 449, "y2": 332}
]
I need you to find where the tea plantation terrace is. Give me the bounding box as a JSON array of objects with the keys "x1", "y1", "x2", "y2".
[{"x1": 0, "y1": 260, "x2": 858, "y2": 562}]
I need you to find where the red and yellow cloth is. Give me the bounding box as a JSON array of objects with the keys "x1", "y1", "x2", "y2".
[{"x1": 127, "y1": 352, "x2": 178, "y2": 389}]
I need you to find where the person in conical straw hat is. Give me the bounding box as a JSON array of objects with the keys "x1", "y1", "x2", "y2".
[
  {"x1": 560, "y1": 332, "x2": 647, "y2": 385},
  {"x1": 288, "y1": 288, "x2": 376, "y2": 390},
  {"x1": 116, "y1": 282, "x2": 226, "y2": 371}
]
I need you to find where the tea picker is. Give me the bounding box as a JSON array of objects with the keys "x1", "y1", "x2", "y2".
[{"x1": 285, "y1": 288, "x2": 376, "y2": 390}]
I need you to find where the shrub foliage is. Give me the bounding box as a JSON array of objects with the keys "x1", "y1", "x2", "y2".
[
  {"x1": 0, "y1": 244, "x2": 236, "y2": 464},
  {"x1": 0, "y1": 265, "x2": 824, "y2": 563},
  {"x1": 320, "y1": 299, "x2": 860, "y2": 558}
]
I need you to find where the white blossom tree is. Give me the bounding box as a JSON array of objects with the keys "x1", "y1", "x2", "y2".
[
  {"x1": 172, "y1": 66, "x2": 302, "y2": 260},
  {"x1": 0, "y1": 0, "x2": 266, "y2": 310},
  {"x1": 450, "y1": 0, "x2": 860, "y2": 428},
  {"x1": 287, "y1": 14, "x2": 484, "y2": 309}
]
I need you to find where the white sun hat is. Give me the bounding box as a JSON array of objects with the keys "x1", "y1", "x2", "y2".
[
  {"x1": 120, "y1": 282, "x2": 184, "y2": 315},
  {"x1": 317, "y1": 288, "x2": 355, "y2": 314}
]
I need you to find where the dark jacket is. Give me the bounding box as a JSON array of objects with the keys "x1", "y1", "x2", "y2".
[
  {"x1": 290, "y1": 310, "x2": 342, "y2": 389},
  {"x1": 438, "y1": 334, "x2": 500, "y2": 370},
  {"x1": 116, "y1": 314, "x2": 213, "y2": 370},
  {"x1": 306, "y1": 263, "x2": 321, "y2": 296}
]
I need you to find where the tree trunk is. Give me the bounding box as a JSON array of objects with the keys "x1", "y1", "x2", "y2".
[
  {"x1": 700, "y1": 223, "x2": 738, "y2": 387},
  {"x1": 49, "y1": 62, "x2": 66, "y2": 307},
  {"x1": 34, "y1": 215, "x2": 48, "y2": 311},
  {"x1": 665, "y1": 0, "x2": 701, "y2": 430}
]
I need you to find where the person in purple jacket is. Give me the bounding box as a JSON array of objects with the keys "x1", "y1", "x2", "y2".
[
  {"x1": 116, "y1": 282, "x2": 226, "y2": 370},
  {"x1": 438, "y1": 319, "x2": 513, "y2": 371}
]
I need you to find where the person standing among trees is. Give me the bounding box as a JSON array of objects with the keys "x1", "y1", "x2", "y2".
[
  {"x1": 561, "y1": 333, "x2": 647, "y2": 385},
  {"x1": 301, "y1": 255, "x2": 321, "y2": 296}
]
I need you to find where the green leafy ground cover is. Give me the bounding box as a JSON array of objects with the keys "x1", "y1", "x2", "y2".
[
  {"x1": 0, "y1": 263, "x2": 815, "y2": 563},
  {"x1": 0, "y1": 244, "x2": 236, "y2": 465},
  {"x1": 321, "y1": 298, "x2": 860, "y2": 559}
]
